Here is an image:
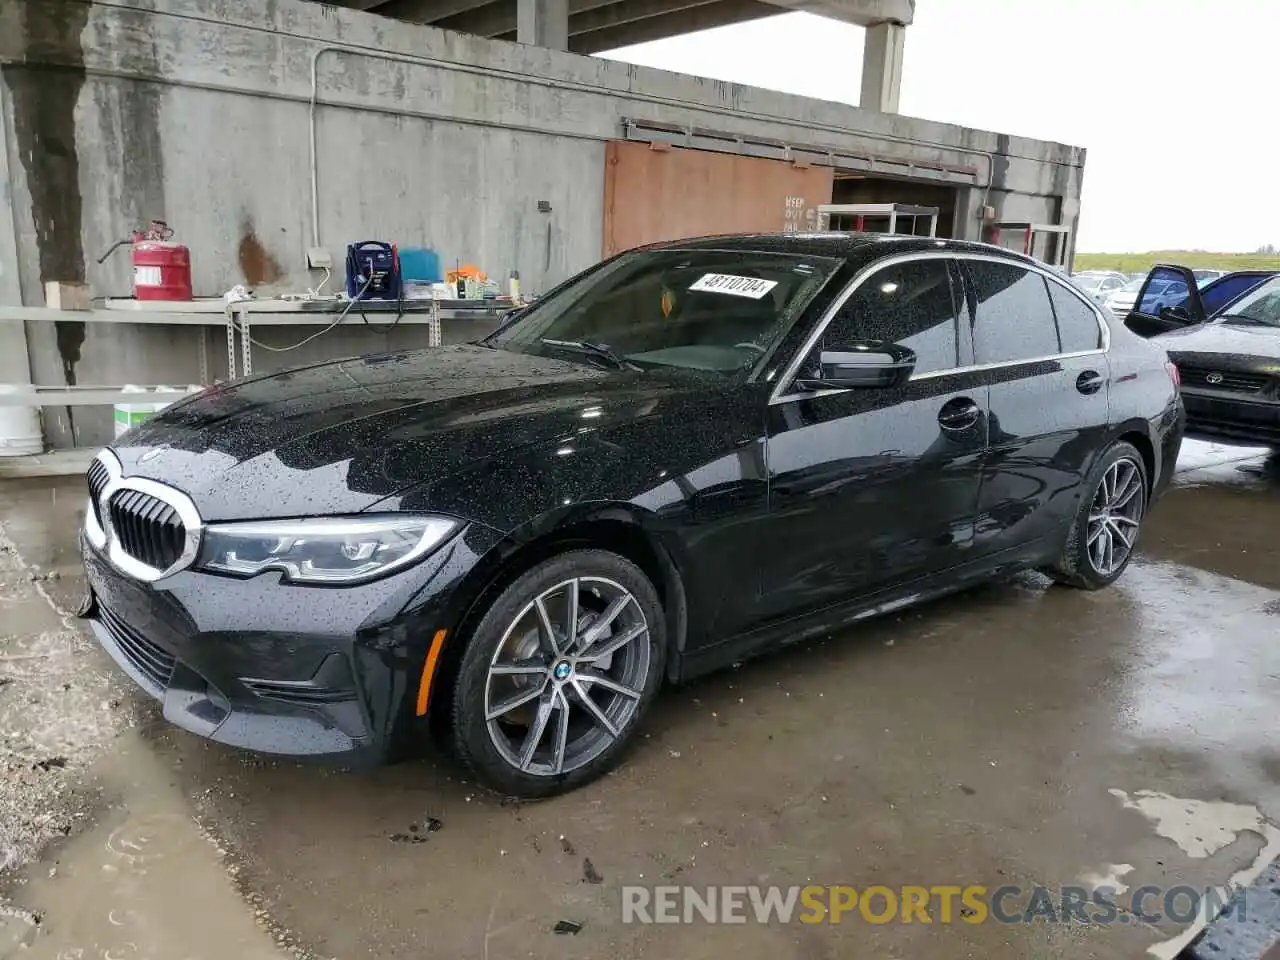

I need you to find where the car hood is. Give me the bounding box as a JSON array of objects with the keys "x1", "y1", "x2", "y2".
[
  {"x1": 1154, "y1": 322, "x2": 1280, "y2": 362},
  {"x1": 110, "y1": 345, "x2": 697, "y2": 521}
]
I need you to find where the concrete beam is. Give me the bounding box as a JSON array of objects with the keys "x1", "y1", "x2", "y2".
[
  {"x1": 860, "y1": 19, "x2": 904, "y2": 112},
  {"x1": 568, "y1": 0, "x2": 723, "y2": 36},
  {"x1": 761, "y1": 0, "x2": 911, "y2": 26},
  {"x1": 374, "y1": 0, "x2": 494, "y2": 23},
  {"x1": 518, "y1": 0, "x2": 570, "y2": 49},
  {"x1": 439, "y1": 0, "x2": 620, "y2": 41},
  {"x1": 569, "y1": 0, "x2": 778, "y2": 53}
]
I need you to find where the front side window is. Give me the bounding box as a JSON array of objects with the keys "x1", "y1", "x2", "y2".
[
  {"x1": 967, "y1": 262, "x2": 1060, "y2": 364},
  {"x1": 487, "y1": 249, "x2": 842, "y2": 375},
  {"x1": 1047, "y1": 281, "x2": 1104, "y2": 352},
  {"x1": 816, "y1": 259, "x2": 961, "y2": 376}
]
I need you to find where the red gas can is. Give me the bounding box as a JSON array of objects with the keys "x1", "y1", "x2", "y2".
[{"x1": 133, "y1": 239, "x2": 192, "y2": 301}]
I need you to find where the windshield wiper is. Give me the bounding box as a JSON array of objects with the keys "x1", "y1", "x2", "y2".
[
  {"x1": 540, "y1": 338, "x2": 640, "y2": 370},
  {"x1": 1216, "y1": 313, "x2": 1276, "y2": 327}
]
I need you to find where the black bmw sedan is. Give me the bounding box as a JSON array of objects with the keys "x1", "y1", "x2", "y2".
[{"x1": 79, "y1": 234, "x2": 1184, "y2": 797}]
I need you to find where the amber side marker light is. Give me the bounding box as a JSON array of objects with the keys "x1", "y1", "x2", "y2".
[{"x1": 416, "y1": 629, "x2": 449, "y2": 716}]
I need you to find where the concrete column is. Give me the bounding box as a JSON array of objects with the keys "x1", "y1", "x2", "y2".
[
  {"x1": 0, "y1": 84, "x2": 34, "y2": 383},
  {"x1": 0, "y1": 83, "x2": 44, "y2": 456},
  {"x1": 954, "y1": 188, "x2": 990, "y2": 244},
  {"x1": 517, "y1": 0, "x2": 569, "y2": 50},
  {"x1": 861, "y1": 20, "x2": 906, "y2": 114}
]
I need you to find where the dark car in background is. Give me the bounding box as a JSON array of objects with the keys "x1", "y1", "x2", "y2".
[
  {"x1": 1124, "y1": 264, "x2": 1280, "y2": 447},
  {"x1": 1123, "y1": 265, "x2": 1276, "y2": 339},
  {"x1": 78, "y1": 234, "x2": 1183, "y2": 798}
]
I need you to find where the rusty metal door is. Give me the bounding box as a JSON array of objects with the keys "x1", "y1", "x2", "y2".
[{"x1": 602, "y1": 141, "x2": 834, "y2": 257}]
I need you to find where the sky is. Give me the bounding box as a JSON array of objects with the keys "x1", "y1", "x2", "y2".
[{"x1": 600, "y1": 0, "x2": 1278, "y2": 253}]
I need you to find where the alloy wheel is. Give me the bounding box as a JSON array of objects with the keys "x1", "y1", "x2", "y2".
[
  {"x1": 483, "y1": 576, "x2": 651, "y2": 777},
  {"x1": 1086, "y1": 456, "x2": 1145, "y2": 576}
]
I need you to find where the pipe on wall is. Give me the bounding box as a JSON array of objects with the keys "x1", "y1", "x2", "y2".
[{"x1": 303, "y1": 40, "x2": 1010, "y2": 253}]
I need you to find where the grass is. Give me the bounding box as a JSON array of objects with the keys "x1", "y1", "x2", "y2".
[{"x1": 1074, "y1": 251, "x2": 1280, "y2": 274}]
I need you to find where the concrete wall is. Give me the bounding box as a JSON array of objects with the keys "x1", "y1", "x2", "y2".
[{"x1": 0, "y1": 0, "x2": 1085, "y2": 448}]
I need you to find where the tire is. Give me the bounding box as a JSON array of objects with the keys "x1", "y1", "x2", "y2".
[
  {"x1": 1045, "y1": 441, "x2": 1149, "y2": 590},
  {"x1": 450, "y1": 549, "x2": 666, "y2": 798}
]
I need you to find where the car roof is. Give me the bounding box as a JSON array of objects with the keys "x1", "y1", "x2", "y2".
[{"x1": 641, "y1": 232, "x2": 1043, "y2": 272}]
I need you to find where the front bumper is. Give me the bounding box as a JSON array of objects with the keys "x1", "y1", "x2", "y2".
[
  {"x1": 1181, "y1": 388, "x2": 1280, "y2": 446},
  {"x1": 79, "y1": 522, "x2": 502, "y2": 764}
]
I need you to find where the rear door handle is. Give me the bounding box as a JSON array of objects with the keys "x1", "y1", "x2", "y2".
[
  {"x1": 938, "y1": 397, "x2": 981, "y2": 431},
  {"x1": 1076, "y1": 370, "x2": 1105, "y2": 395}
]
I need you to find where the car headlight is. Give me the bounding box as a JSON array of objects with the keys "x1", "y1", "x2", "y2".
[{"x1": 198, "y1": 515, "x2": 459, "y2": 585}]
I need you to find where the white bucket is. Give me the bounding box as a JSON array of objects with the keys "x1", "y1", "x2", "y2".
[{"x1": 0, "y1": 386, "x2": 43, "y2": 457}]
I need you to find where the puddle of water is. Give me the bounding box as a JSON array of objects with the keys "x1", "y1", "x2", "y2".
[
  {"x1": 8, "y1": 733, "x2": 288, "y2": 960},
  {"x1": 1109, "y1": 788, "x2": 1273, "y2": 859},
  {"x1": 1115, "y1": 787, "x2": 1280, "y2": 960},
  {"x1": 1078, "y1": 862, "x2": 1134, "y2": 894},
  {"x1": 1113, "y1": 562, "x2": 1280, "y2": 792},
  {"x1": 1173, "y1": 440, "x2": 1273, "y2": 476}
]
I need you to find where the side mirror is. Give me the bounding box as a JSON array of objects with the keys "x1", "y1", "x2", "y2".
[{"x1": 795, "y1": 341, "x2": 916, "y2": 391}]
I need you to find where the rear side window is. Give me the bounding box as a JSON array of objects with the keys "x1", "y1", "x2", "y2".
[
  {"x1": 821, "y1": 259, "x2": 961, "y2": 375},
  {"x1": 967, "y1": 262, "x2": 1060, "y2": 363},
  {"x1": 1047, "y1": 281, "x2": 1103, "y2": 352}
]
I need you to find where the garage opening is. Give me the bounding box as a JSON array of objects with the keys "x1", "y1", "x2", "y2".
[
  {"x1": 602, "y1": 138, "x2": 968, "y2": 255},
  {"x1": 830, "y1": 174, "x2": 960, "y2": 238}
]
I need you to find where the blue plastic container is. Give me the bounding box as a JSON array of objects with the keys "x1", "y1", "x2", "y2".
[{"x1": 398, "y1": 247, "x2": 442, "y2": 283}]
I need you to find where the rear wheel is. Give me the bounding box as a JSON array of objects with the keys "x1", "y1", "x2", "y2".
[
  {"x1": 1046, "y1": 441, "x2": 1148, "y2": 589},
  {"x1": 450, "y1": 549, "x2": 666, "y2": 798}
]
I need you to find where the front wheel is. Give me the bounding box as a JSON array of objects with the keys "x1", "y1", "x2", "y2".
[
  {"x1": 1045, "y1": 441, "x2": 1148, "y2": 589},
  {"x1": 450, "y1": 549, "x2": 666, "y2": 798}
]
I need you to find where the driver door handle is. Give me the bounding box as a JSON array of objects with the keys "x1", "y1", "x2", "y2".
[
  {"x1": 1076, "y1": 370, "x2": 1105, "y2": 395},
  {"x1": 937, "y1": 397, "x2": 981, "y2": 431}
]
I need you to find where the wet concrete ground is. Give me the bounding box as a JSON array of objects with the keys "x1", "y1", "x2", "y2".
[{"x1": 1, "y1": 439, "x2": 1278, "y2": 960}]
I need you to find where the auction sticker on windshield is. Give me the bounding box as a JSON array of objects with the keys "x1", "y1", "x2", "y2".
[{"x1": 689, "y1": 274, "x2": 779, "y2": 299}]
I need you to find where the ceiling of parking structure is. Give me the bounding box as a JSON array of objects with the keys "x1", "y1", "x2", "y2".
[{"x1": 320, "y1": 0, "x2": 912, "y2": 55}]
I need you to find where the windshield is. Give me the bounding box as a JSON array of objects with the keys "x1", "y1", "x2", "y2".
[
  {"x1": 1215, "y1": 276, "x2": 1280, "y2": 327},
  {"x1": 1117, "y1": 278, "x2": 1146, "y2": 294},
  {"x1": 1075, "y1": 276, "x2": 1106, "y2": 292},
  {"x1": 487, "y1": 249, "x2": 843, "y2": 375}
]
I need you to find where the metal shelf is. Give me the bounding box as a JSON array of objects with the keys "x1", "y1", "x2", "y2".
[
  {"x1": 4, "y1": 298, "x2": 514, "y2": 326},
  {"x1": 0, "y1": 387, "x2": 198, "y2": 408},
  {"x1": 1, "y1": 296, "x2": 515, "y2": 408}
]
